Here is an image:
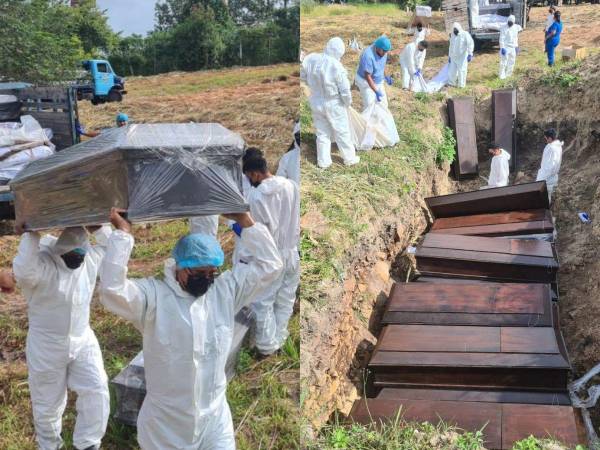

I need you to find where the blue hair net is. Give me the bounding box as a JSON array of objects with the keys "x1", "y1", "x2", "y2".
[
  {"x1": 116, "y1": 113, "x2": 129, "y2": 124},
  {"x1": 374, "y1": 36, "x2": 392, "y2": 52},
  {"x1": 172, "y1": 233, "x2": 224, "y2": 269}
]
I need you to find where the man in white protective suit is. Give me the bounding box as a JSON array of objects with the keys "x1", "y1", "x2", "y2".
[
  {"x1": 482, "y1": 143, "x2": 511, "y2": 189},
  {"x1": 536, "y1": 128, "x2": 563, "y2": 201},
  {"x1": 100, "y1": 208, "x2": 282, "y2": 450},
  {"x1": 13, "y1": 224, "x2": 112, "y2": 450},
  {"x1": 399, "y1": 40, "x2": 429, "y2": 90},
  {"x1": 448, "y1": 23, "x2": 475, "y2": 88},
  {"x1": 243, "y1": 154, "x2": 300, "y2": 357},
  {"x1": 499, "y1": 15, "x2": 522, "y2": 79},
  {"x1": 301, "y1": 37, "x2": 360, "y2": 169},
  {"x1": 276, "y1": 121, "x2": 301, "y2": 186}
]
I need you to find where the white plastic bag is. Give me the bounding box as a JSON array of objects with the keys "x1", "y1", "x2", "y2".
[
  {"x1": 412, "y1": 64, "x2": 450, "y2": 93},
  {"x1": 347, "y1": 104, "x2": 400, "y2": 151}
]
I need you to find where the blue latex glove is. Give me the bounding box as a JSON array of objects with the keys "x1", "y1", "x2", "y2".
[
  {"x1": 375, "y1": 90, "x2": 383, "y2": 102},
  {"x1": 501, "y1": 48, "x2": 507, "y2": 56},
  {"x1": 467, "y1": 54, "x2": 473, "y2": 62},
  {"x1": 414, "y1": 70, "x2": 421, "y2": 77},
  {"x1": 231, "y1": 222, "x2": 242, "y2": 237},
  {"x1": 448, "y1": 57, "x2": 451, "y2": 64},
  {"x1": 384, "y1": 75, "x2": 393, "y2": 85},
  {"x1": 516, "y1": 47, "x2": 520, "y2": 55}
]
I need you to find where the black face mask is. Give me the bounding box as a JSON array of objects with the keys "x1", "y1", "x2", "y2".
[
  {"x1": 508, "y1": 21, "x2": 514, "y2": 27},
  {"x1": 61, "y1": 253, "x2": 85, "y2": 270},
  {"x1": 185, "y1": 273, "x2": 214, "y2": 297},
  {"x1": 294, "y1": 131, "x2": 300, "y2": 148},
  {"x1": 250, "y1": 180, "x2": 261, "y2": 188},
  {"x1": 453, "y1": 29, "x2": 459, "y2": 36},
  {"x1": 417, "y1": 26, "x2": 423, "y2": 32}
]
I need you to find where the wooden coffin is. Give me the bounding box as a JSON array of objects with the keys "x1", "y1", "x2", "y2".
[
  {"x1": 369, "y1": 324, "x2": 571, "y2": 391},
  {"x1": 377, "y1": 387, "x2": 571, "y2": 405},
  {"x1": 448, "y1": 97, "x2": 478, "y2": 179},
  {"x1": 382, "y1": 282, "x2": 553, "y2": 327},
  {"x1": 349, "y1": 398, "x2": 584, "y2": 449},
  {"x1": 492, "y1": 89, "x2": 517, "y2": 170},
  {"x1": 425, "y1": 181, "x2": 550, "y2": 219},
  {"x1": 430, "y1": 209, "x2": 554, "y2": 237},
  {"x1": 415, "y1": 234, "x2": 558, "y2": 283}
]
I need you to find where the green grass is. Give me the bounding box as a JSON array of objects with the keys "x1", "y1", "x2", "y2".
[{"x1": 301, "y1": 3, "x2": 403, "y2": 18}]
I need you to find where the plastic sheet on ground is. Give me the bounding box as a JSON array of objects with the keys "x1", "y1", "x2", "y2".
[
  {"x1": 111, "y1": 306, "x2": 254, "y2": 427},
  {"x1": 412, "y1": 64, "x2": 450, "y2": 93},
  {"x1": 348, "y1": 104, "x2": 400, "y2": 151},
  {"x1": 10, "y1": 123, "x2": 248, "y2": 231}
]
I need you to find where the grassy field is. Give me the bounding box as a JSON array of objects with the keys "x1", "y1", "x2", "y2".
[
  {"x1": 0, "y1": 64, "x2": 300, "y2": 449},
  {"x1": 299, "y1": 3, "x2": 597, "y2": 448}
]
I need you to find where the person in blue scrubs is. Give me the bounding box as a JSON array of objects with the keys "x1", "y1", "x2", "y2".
[
  {"x1": 355, "y1": 36, "x2": 394, "y2": 109},
  {"x1": 545, "y1": 11, "x2": 563, "y2": 67}
]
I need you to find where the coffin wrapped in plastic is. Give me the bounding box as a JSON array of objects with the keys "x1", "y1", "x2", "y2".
[{"x1": 10, "y1": 123, "x2": 248, "y2": 230}]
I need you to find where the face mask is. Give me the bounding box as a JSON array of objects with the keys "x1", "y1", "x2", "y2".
[
  {"x1": 508, "y1": 21, "x2": 514, "y2": 27},
  {"x1": 250, "y1": 179, "x2": 261, "y2": 188},
  {"x1": 185, "y1": 273, "x2": 214, "y2": 297},
  {"x1": 417, "y1": 26, "x2": 423, "y2": 31},
  {"x1": 61, "y1": 253, "x2": 85, "y2": 270},
  {"x1": 294, "y1": 131, "x2": 300, "y2": 148},
  {"x1": 453, "y1": 29, "x2": 459, "y2": 36}
]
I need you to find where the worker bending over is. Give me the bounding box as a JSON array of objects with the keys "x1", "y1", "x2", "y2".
[
  {"x1": 243, "y1": 154, "x2": 300, "y2": 357},
  {"x1": 355, "y1": 36, "x2": 394, "y2": 109},
  {"x1": 499, "y1": 15, "x2": 522, "y2": 79},
  {"x1": 399, "y1": 40, "x2": 429, "y2": 90},
  {"x1": 100, "y1": 208, "x2": 282, "y2": 449},
  {"x1": 301, "y1": 37, "x2": 359, "y2": 168},
  {"x1": 482, "y1": 143, "x2": 511, "y2": 189},
  {"x1": 536, "y1": 128, "x2": 563, "y2": 201},
  {"x1": 448, "y1": 23, "x2": 474, "y2": 88},
  {"x1": 13, "y1": 225, "x2": 112, "y2": 450}
]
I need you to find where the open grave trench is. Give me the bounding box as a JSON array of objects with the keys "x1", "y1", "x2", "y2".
[{"x1": 305, "y1": 83, "x2": 600, "y2": 447}]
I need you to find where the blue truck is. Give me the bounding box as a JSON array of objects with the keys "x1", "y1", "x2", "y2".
[{"x1": 76, "y1": 59, "x2": 127, "y2": 105}]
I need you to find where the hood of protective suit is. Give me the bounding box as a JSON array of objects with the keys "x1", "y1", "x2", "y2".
[
  {"x1": 54, "y1": 227, "x2": 89, "y2": 255},
  {"x1": 324, "y1": 37, "x2": 345, "y2": 61},
  {"x1": 549, "y1": 140, "x2": 564, "y2": 150},
  {"x1": 453, "y1": 22, "x2": 464, "y2": 34},
  {"x1": 508, "y1": 15, "x2": 516, "y2": 22},
  {"x1": 255, "y1": 175, "x2": 291, "y2": 196},
  {"x1": 498, "y1": 148, "x2": 511, "y2": 160}
]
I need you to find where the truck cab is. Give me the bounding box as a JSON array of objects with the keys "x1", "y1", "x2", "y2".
[
  {"x1": 78, "y1": 59, "x2": 127, "y2": 104},
  {"x1": 443, "y1": 0, "x2": 527, "y2": 50}
]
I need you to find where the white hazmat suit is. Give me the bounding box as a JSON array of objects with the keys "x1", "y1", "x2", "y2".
[
  {"x1": 536, "y1": 139, "x2": 563, "y2": 200},
  {"x1": 400, "y1": 42, "x2": 425, "y2": 90},
  {"x1": 276, "y1": 122, "x2": 301, "y2": 186},
  {"x1": 499, "y1": 16, "x2": 522, "y2": 79},
  {"x1": 13, "y1": 226, "x2": 111, "y2": 450},
  {"x1": 189, "y1": 215, "x2": 219, "y2": 237},
  {"x1": 99, "y1": 224, "x2": 282, "y2": 450},
  {"x1": 301, "y1": 37, "x2": 359, "y2": 168},
  {"x1": 470, "y1": 0, "x2": 480, "y2": 29},
  {"x1": 485, "y1": 149, "x2": 511, "y2": 188},
  {"x1": 448, "y1": 23, "x2": 475, "y2": 88},
  {"x1": 246, "y1": 176, "x2": 300, "y2": 355}
]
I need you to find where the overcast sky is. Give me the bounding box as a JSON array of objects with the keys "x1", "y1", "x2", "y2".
[{"x1": 96, "y1": 0, "x2": 156, "y2": 36}]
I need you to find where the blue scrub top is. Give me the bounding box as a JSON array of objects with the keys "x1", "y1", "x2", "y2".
[
  {"x1": 356, "y1": 45, "x2": 387, "y2": 84},
  {"x1": 547, "y1": 21, "x2": 563, "y2": 44}
]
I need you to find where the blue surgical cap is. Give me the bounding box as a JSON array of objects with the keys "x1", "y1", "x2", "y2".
[
  {"x1": 374, "y1": 36, "x2": 392, "y2": 52},
  {"x1": 172, "y1": 233, "x2": 224, "y2": 269},
  {"x1": 116, "y1": 113, "x2": 129, "y2": 124}
]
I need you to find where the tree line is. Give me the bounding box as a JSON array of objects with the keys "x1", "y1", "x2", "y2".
[{"x1": 0, "y1": 0, "x2": 299, "y2": 83}]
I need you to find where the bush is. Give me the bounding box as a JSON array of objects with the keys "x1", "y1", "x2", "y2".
[
  {"x1": 436, "y1": 126, "x2": 456, "y2": 166},
  {"x1": 301, "y1": 0, "x2": 317, "y2": 14}
]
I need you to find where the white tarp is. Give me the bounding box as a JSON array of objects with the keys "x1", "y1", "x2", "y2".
[
  {"x1": 0, "y1": 145, "x2": 55, "y2": 181},
  {"x1": 348, "y1": 104, "x2": 400, "y2": 151},
  {"x1": 0, "y1": 115, "x2": 49, "y2": 147},
  {"x1": 476, "y1": 13, "x2": 509, "y2": 31},
  {"x1": 412, "y1": 63, "x2": 450, "y2": 93}
]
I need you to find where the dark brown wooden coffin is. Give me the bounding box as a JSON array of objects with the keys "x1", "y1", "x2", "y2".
[
  {"x1": 430, "y1": 209, "x2": 554, "y2": 237},
  {"x1": 415, "y1": 234, "x2": 558, "y2": 283},
  {"x1": 492, "y1": 89, "x2": 518, "y2": 171},
  {"x1": 348, "y1": 398, "x2": 584, "y2": 449},
  {"x1": 369, "y1": 324, "x2": 571, "y2": 391},
  {"x1": 448, "y1": 97, "x2": 478, "y2": 179},
  {"x1": 382, "y1": 282, "x2": 553, "y2": 327},
  {"x1": 377, "y1": 387, "x2": 571, "y2": 405},
  {"x1": 425, "y1": 181, "x2": 550, "y2": 219}
]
